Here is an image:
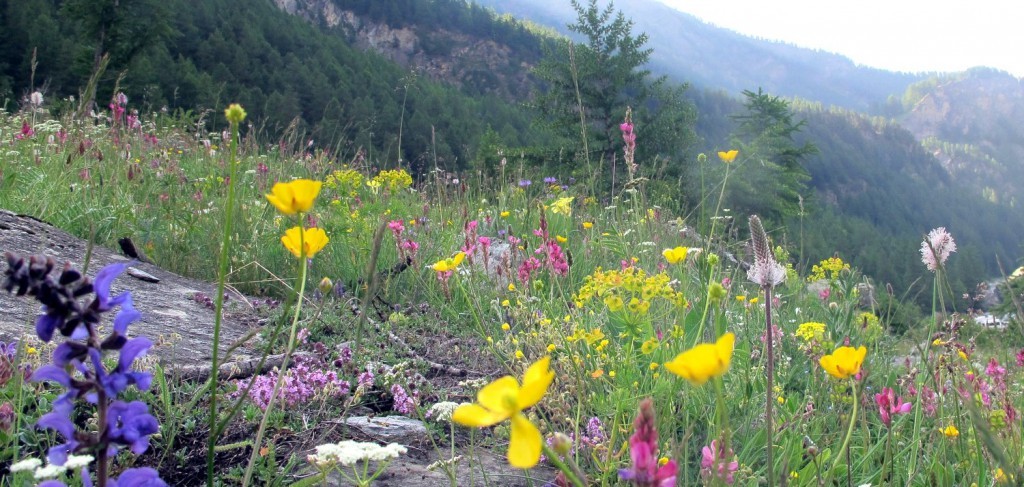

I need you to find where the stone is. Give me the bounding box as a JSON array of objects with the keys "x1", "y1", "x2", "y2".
[{"x1": 344, "y1": 416, "x2": 429, "y2": 444}]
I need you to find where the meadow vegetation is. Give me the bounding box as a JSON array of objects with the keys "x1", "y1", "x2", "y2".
[{"x1": 0, "y1": 89, "x2": 1022, "y2": 487}]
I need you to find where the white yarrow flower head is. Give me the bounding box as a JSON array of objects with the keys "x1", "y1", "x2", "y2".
[
  {"x1": 34, "y1": 463, "x2": 67, "y2": 479},
  {"x1": 63, "y1": 454, "x2": 95, "y2": 469},
  {"x1": 10, "y1": 457, "x2": 43, "y2": 472},
  {"x1": 426, "y1": 401, "x2": 460, "y2": 422},
  {"x1": 920, "y1": 227, "x2": 956, "y2": 272},
  {"x1": 747, "y1": 215, "x2": 786, "y2": 288},
  {"x1": 308, "y1": 441, "x2": 407, "y2": 468}
]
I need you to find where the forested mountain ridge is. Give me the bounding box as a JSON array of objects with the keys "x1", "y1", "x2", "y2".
[{"x1": 898, "y1": 68, "x2": 1024, "y2": 206}]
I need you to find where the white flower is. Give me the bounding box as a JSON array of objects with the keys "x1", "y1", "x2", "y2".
[
  {"x1": 426, "y1": 401, "x2": 460, "y2": 422},
  {"x1": 308, "y1": 440, "x2": 406, "y2": 468},
  {"x1": 29, "y1": 91, "x2": 43, "y2": 107},
  {"x1": 34, "y1": 463, "x2": 67, "y2": 479},
  {"x1": 64, "y1": 454, "x2": 95, "y2": 469},
  {"x1": 10, "y1": 457, "x2": 42, "y2": 472}
]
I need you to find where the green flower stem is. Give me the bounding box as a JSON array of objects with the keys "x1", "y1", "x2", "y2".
[
  {"x1": 242, "y1": 223, "x2": 309, "y2": 486},
  {"x1": 764, "y1": 285, "x2": 775, "y2": 487},
  {"x1": 828, "y1": 380, "x2": 859, "y2": 484},
  {"x1": 541, "y1": 443, "x2": 586, "y2": 487},
  {"x1": 207, "y1": 114, "x2": 241, "y2": 486}
]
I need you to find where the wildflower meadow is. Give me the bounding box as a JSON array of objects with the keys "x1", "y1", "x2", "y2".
[{"x1": 0, "y1": 92, "x2": 1022, "y2": 487}]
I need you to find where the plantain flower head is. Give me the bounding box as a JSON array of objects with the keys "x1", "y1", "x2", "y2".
[
  {"x1": 819, "y1": 345, "x2": 867, "y2": 379},
  {"x1": 664, "y1": 333, "x2": 735, "y2": 386},
  {"x1": 452, "y1": 356, "x2": 554, "y2": 468},
  {"x1": 920, "y1": 227, "x2": 956, "y2": 272},
  {"x1": 281, "y1": 227, "x2": 329, "y2": 259},
  {"x1": 266, "y1": 179, "x2": 322, "y2": 215}
]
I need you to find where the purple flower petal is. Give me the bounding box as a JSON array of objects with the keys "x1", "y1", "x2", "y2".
[
  {"x1": 118, "y1": 337, "x2": 152, "y2": 372},
  {"x1": 32, "y1": 364, "x2": 72, "y2": 387},
  {"x1": 111, "y1": 467, "x2": 167, "y2": 487},
  {"x1": 93, "y1": 262, "x2": 128, "y2": 309},
  {"x1": 36, "y1": 312, "x2": 62, "y2": 342},
  {"x1": 53, "y1": 342, "x2": 88, "y2": 367},
  {"x1": 113, "y1": 293, "x2": 141, "y2": 335}
]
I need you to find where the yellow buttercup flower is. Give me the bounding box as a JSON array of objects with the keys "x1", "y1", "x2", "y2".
[
  {"x1": 500, "y1": 211, "x2": 511, "y2": 218},
  {"x1": 548, "y1": 196, "x2": 574, "y2": 216},
  {"x1": 280, "y1": 226, "x2": 329, "y2": 259},
  {"x1": 265, "y1": 179, "x2": 322, "y2": 215},
  {"x1": 662, "y1": 246, "x2": 688, "y2": 264},
  {"x1": 941, "y1": 424, "x2": 959, "y2": 438},
  {"x1": 431, "y1": 252, "x2": 466, "y2": 273},
  {"x1": 664, "y1": 332, "x2": 735, "y2": 386},
  {"x1": 452, "y1": 356, "x2": 554, "y2": 468},
  {"x1": 556, "y1": 235, "x2": 568, "y2": 243},
  {"x1": 582, "y1": 221, "x2": 594, "y2": 229},
  {"x1": 717, "y1": 150, "x2": 739, "y2": 163},
  {"x1": 819, "y1": 345, "x2": 867, "y2": 379}
]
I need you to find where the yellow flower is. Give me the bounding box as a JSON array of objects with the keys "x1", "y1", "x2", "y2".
[
  {"x1": 958, "y1": 350, "x2": 968, "y2": 361},
  {"x1": 265, "y1": 179, "x2": 322, "y2": 215},
  {"x1": 26, "y1": 346, "x2": 38, "y2": 355},
  {"x1": 500, "y1": 211, "x2": 511, "y2": 218},
  {"x1": 582, "y1": 221, "x2": 594, "y2": 229},
  {"x1": 548, "y1": 196, "x2": 574, "y2": 216},
  {"x1": 664, "y1": 332, "x2": 735, "y2": 386},
  {"x1": 591, "y1": 369, "x2": 604, "y2": 378},
  {"x1": 280, "y1": 227, "x2": 329, "y2": 259},
  {"x1": 662, "y1": 246, "x2": 688, "y2": 264},
  {"x1": 515, "y1": 350, "x2": 525, "y2": 360},
  {"x1": 452, "y1": 356, "x2": 554, "y2": 468},
  {"x1": 819, "y1": 345, "x2": 867, "y2": 379},
  {"x1": 502, "y1": 323, "x2": 511, "y2": 332},
  {"x1": 649, "y1": 362, "x2": 659, "y2": 371},
  {"x1": 941, "y1": 424, "x2": 959, "y2": 438},
  {"x1": 717, "y1": 150, "x2": 739, "y2": 163},
  {"x1": 508, "y1": 283, "x2": 516, "y2": 291},
  {"x1": 431, "y1": 252, "x2": 466, "y2": 273},
  {"x1": 224, "y1": 103, "x2": 247, "y2": 123},
  {"x1": 556, "y1": 235, "x2": 568, "y2": 243},
  {"x1": 546, "y1": 344, "x2": 556, "y2": 353},
  {"x1": 608, "y1": 370, "x2": 616, "y2": 378}
]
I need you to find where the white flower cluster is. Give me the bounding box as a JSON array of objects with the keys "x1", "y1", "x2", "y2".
[
  {"x1": 10, "y1": 454, "x2": 94, "y2": 480},
  {"x1": 426, "y1": 401, "x2": 461, "y2": 422},
  {"x1": 307, "y1": 441, "x2": 407, "y2": 468}
]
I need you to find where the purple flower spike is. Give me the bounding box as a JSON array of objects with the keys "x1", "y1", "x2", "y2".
[{"x1": 106, "y1": 400, "x2": 159, "y2": 455}]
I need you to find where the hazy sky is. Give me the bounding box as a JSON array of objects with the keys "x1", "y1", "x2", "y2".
[{"x1": 657, "y1": 0, "x2": 1023, "y2": 77}]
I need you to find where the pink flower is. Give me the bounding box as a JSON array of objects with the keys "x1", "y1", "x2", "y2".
[
  {"x1": 700, "y1": 440, "x2": 738, "y2": 485},
  {"x1": 920, "y1": 227, "x2": 956, "y2": 272},
  {"x1": 618, "y1": 399, "x2": 677, "y2": 487},
  {"x1": 874, "y1": 387, "x2": 912, "y2": 428}
]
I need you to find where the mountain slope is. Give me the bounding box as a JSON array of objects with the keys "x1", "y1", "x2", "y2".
[{"x1": 472, "y1": 0, "x2": 926, "y2": 111}]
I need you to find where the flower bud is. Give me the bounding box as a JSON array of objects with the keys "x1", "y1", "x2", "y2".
[
  {"x1": 697, "y1": 153, "x2": 707, "y2": 163},
  {"x1": 224, "y1": 103, "x2": 247, "y2": 124},
  {"x1": 550, "y1": 432, "x2": 573, "y2": 456},
  {"x1": 318, "y1": 277, "x2": 334, "y2": 295}
]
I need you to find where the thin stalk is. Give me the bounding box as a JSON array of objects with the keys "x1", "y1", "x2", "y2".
[
  {"x1": 827, "y1": 380, "x2": 859, "y2": 485},
  {"x1": 206, "y1": 114, "x2": 241, "y2": 486},
  {"x1": 242, "y1": 228, "x2": 310, "y2": 485},
  {"x1": 541, "y1": 443, "x2": 586, "y2": 487},
  {"x1": 764, "y1": 285, "x2": 775, "y2": 487}
]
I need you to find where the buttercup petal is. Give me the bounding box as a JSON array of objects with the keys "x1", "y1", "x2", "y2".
[
  {"x1": 519, "y1": 356, "x2": 554, "y2": 409},
  {"x1": 508, "y1": 414, "x2": 542, "y2": 468},
  {"x1": 451, "y1": 403, "x2": 507, "y2": 427},
  {"x1": 476, "y1": 376, "x2": 519, "y2": 415}
]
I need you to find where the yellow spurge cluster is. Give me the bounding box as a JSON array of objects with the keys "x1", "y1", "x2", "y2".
[
  {"x1": 808, "y1": 256, "x2": 851, "y2": 282},
  {"x1": 265, "y1": 180, "x2": 329, "y2": 258},
  {"x1": 574, "y1": 267, "x2": 684, "y2": 315},
  {"x1": 547, "y1": 196, "x2": 573, "y2": 216},
  {"x1": 795, "y1": 322, "x2": 826, "y2": 343},
  {"x1": 369, "y1": 168, "x2": 413, "y2": 192},
  {"x1": 323, "y1": 167, "x2": 363, "y2": 197}
]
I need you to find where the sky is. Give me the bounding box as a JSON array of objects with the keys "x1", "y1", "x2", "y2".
[{"x1": 657, "y1": 0, "x2": 1024, "y2": 77}]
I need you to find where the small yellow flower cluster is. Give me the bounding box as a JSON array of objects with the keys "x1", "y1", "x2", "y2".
[
  {"x1": 547, "y1": 196, "x2": 574, "y2": 216},
  {"x1": 370, "y1": 168, "x2": 413, "y2": 192},
  {"x1": 795, "y1": 322, "x2": 826, "y2": 343},
  {"x1": 323, "y1": 167, "x2": 363, "y2": 197},
  {"x1": 575, "y1": 267, "x2": 683, "y2": 315},
  {"x1": 808, "y1": 256, "x2": 850, "y2": 282}
]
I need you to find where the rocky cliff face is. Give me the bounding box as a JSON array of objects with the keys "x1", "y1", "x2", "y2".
[
  {"x1": 901, "y1": 69, "x2": 1024, "y2": 206},
  {"x1": 272, "y1": 0, "x2": 535, "y2": 99}
]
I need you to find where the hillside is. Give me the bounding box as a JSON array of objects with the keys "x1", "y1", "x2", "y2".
[
  {"x1": 472, "y1": 0, "x2": 927, "y2": 111},
  {"x1": 899, "y1": 68, "x2": 1024, "y2": 206}
]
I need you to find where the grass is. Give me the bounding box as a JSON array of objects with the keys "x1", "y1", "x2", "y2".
[{"x1": 0, "y1": 102, "x2": 1022, "y2": 486}]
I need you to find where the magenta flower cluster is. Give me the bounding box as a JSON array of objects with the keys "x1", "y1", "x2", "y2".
[
  {"x1": 619, "y1": 398, "x2": 676, "y2": 487},
  {"x1": 234, "y1": 354, "x2": 350, "y2": 410}
]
